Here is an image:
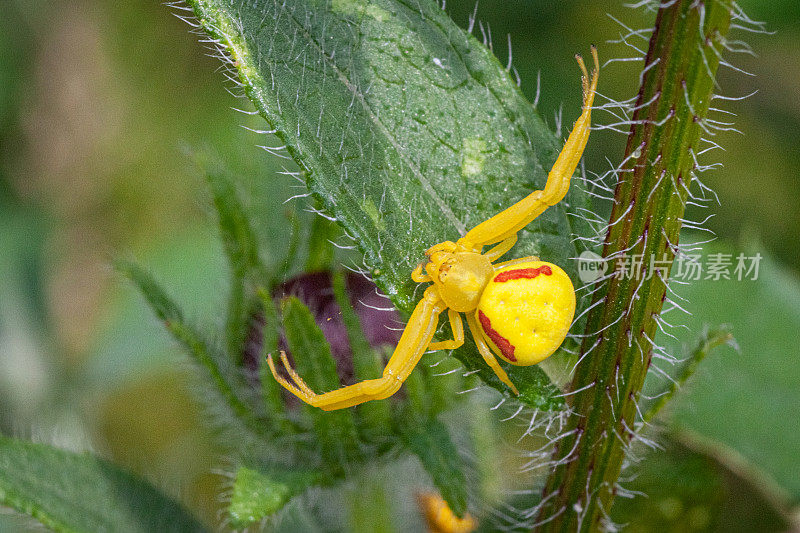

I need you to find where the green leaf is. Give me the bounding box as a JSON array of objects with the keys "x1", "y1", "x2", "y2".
[
  {"x1": 257, "y1": 289, "x2": 287, "y2": 417},
  {"x1": 228, "y1": 466, "x2": 319, "y2": 528},
  {"x1": 402, "y1": 357, "x2": 432, "y2": 419},
  {"x1": 207, "y1": 171, "x2": 261, "y2": 279},
  {"x1": 642, "y1": 326, "x2": 736, "y2": 423},
  {"x1": 610, "y1": 436, "x2": 791, "y2": 532},
  {"x1": 281, "y1": 296, "x2": 361, "y2": 465},
  {"x1": 401, "y1": 418, "x2": 468, "y2": 518},
  {"x1": 276, "y1": 208, "x2": 302, "y2": 280},
  {"x1": 331, "y1": 271, "x2": 392, "y2": 434},
  {"x1": 206, "y1": 170, "x2": 263, "y2": 362},
  {"x1": 305, "y1": 212, "x2": 340, "y2": 272},
  {"x1": 114, "y1": 259, "x2": 185, "y2": 326},
  {"x1": 652, "y1": 240, "x2": 800, "y2": 504},
  {"x1": 87, "y1": 229, "x2": 227, "y2": 388},
  {"x1": 116, "y1": 260, "x2": 266, "y2": 435},
  {"x1": 331, "y1": 271, "x2": 373, "y2": 365},
  {"x1": 185, "y1": 0, "x2": 592, "y2": 404},
  {"x1": 0, "y1": 437, "x2": 204, "y2": 533},
  {"x1": 229, "y1": 467, "x2": 291, "y2": 529}
]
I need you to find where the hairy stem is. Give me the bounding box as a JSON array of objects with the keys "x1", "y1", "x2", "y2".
[{"x1": 535, "y1": 1, "x2": 734, "y2": 530}]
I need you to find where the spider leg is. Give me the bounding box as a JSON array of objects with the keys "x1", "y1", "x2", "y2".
[
  {"x1": 492, "y1": 255, "x2": 541, "y2": 269},
  {"x1": 460, "y1": 47, "x2": 599, "y2": 249},
  {"x1": 268, "y1": 286, "x2": 447, "y2": 411},
  {"x1": 483, "y1": 234, "x2": 518, "y2": 262},
  {"x1": 428, "y1": 309, "x2": 465, "y2": 350},
  {"x1": 412, "y1": 262, "x2": 432, "y2": 283},
  {"x1": 467, "y1": 314, "x2": 520, "y2": 395},
  {"x1": 266, "y1": 353, "x2": 314, "y2": 403},
  {"x1": 278, "y1": 351, "x2": 315, "y2": 397},
  {"x1": 301, "y1": 377, "x2": 399, "y2": 411},
  {"x1": 426, "y1": 240, "x2": 457, "y2": 256}
]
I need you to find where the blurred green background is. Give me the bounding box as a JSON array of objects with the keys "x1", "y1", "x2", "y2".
[{"x1": 1, "y1": 0, "x2": 798, "y2": 530}]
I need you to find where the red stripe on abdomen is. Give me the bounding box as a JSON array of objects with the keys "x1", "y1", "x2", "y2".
[
  {"x1": 494, "y1": 265, "x2": 552, "y2": 283},
  {"x1": 478, "y1": 310, "x2": 516, "y2": 362}
]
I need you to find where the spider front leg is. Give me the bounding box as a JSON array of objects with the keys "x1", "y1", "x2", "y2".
[
  {"x1": 268, "y1": 287, "x2": 447, "y2": 411},
  {"x1": 428, "y1": 309, "x2": 465, "y2": 351},
  {"x1": 466, "y1": 315, "x2": 519, "y2": 395},
  {"x1": 493, "y1": 255, "x2": 540, "y2": 269},
  {"x1": 412, "y1": 262, "x2": 432, "y2": 283},
  {"x1": 483, "y1": 234, "x2": 518, "y2": 262},
  {"x1": 460, "y1": 47, "x2": 599, "y2": 249}
]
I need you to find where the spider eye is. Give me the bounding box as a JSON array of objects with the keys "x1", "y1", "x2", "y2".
[{"x1": 436, "y1": 253, "x2": 493, "y2": 312}]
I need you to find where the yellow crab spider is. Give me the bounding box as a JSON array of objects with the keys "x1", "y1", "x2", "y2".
[{"x1": 268, "y1": 47, "x2": 599, "y2": 411}]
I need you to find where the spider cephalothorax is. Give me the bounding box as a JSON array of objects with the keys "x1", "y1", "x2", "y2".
[
  {"x1": 425, "y1": 242, "x2": 493, "y2": 312},
  {"x1": 269, "y1": 47, "x2": 599, "y2": 411}
]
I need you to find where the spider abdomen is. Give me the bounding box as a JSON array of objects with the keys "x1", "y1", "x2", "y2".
[{"x1": 475, "y1": 261, "x2": 576, "y2": 366}]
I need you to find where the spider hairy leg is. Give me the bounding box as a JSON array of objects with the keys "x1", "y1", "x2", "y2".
[
  {"x1": 483, "y1": 234, "x2": 517, "y2": 261},
  {"x1": 540, "y1": 46, "x2": 598, "y2": 203},
  {"x1": 492, "y1": 255, "x2": 541, "y2": 269},
  {"x1": 466, "y1": 314, "x2": 519, "y2": 395},
  {"x1": 266, "y1": 353, "x2": 312, "y2": 403},
  {"x1": 278, "y1": 351, "x2": 315, "y2": 397},
  {"x1": 459, "y1": 46, "x2": 600, "y2": 248},
  {"x1": 412, "y1": 262, "x2": 432, "y2": 282},
  {"x1": 268, "y1": 287, "x2": 447, "y2": 411},
  {"x1": 428, "y1": 309, "x2": 465, "y2": 350}
]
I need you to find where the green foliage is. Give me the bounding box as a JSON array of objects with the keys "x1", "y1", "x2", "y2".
[
  {"x1": 400, "y1": 418, "x2": 469, "y2": 518},
  {"x1": 207, "y1": 170, "x2": 264, "y2": 362},
  {"x1": 228, "y1": 466, "x2": 320, "y2": 529},
  {"x1": 281, "y1": 296, "x2": 362, "y2": 466},
  {"x1": 611, "y1": 437, "x2": 790, "y2": 533},
  {"x1": 331, "y1": 271, "x2": 393, "y2": 433},
  {"x1": 113, "y1": 259, "x2": 184, "y2": 325},
  {"x1": 653, "y1": 242, "x2": 800, "y2": 503},
  {"x1": 643, "y1": 326, "x2": 736, "y2": 423},
  {"x1": 21, "y1": 0, "x2": 777, "y2": 529},
  {"x1": 305, "y1": 213, "x2": 340, "y2": 272},
  {"x1": 229, "y1": 467, "x2": 290, "y2": 529},
  {"x1": 1, "y1": 0, "x2": 796, "y2": 529},
  {"x1": 257, "y1": 289, "x2": 287, "y2": 417},
  {"x1": 184, "y1": 0, "x2": 583, "y2": 306},
  {"x1": 115, "y1": 260, "x2": 263, "y2": 432},
  {"x1": 111, "y1": 160, "x2": 493, "y2": 524},
  {"x1": 347, "y1": 476, "x2": 395, "y2": 533},
  {"x1": 183, "y1": 0, "x2": 596, "y2": 406},
  {"x1": 207, "y1": 171, "x2": 261, "y2": 280},
  {"x1": 0, "y1": 437, "x2": 204, "y2": 533},
  {"x1": 331, "y1": 271, "x2": 375, "y2": 368}
]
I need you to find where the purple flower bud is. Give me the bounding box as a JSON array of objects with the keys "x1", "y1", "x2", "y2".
[{"x1": 244, "y1": 272, "x2": 401, "y2": 385}]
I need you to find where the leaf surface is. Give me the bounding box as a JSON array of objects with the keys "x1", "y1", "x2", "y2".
[
  {"x1": 186, "y1": 0, "x2": 591, "y2": 405},
  {"x1": 207, "y1": 170, "x2": 264, "y2": 362},
  {"x1": 650, "y1": 240, "x2": 800, "y2": 503},
  {"x1": 228, "y1": 466, "x2": 320, "y2": 528},
  {"x1": 0, "y1": 438, "x2": 204, "y2": 533},
  {"x1": 188, "y1": 0, "x2": 587, "y2": 306},
  {"x1": 281, "y1": 296, "x2": 361, "y2": 464},
  {"x1": 401, "y1": 418, "x2": 468, "y2": 518}
]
